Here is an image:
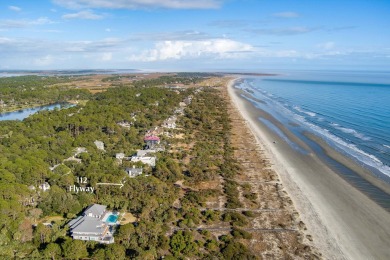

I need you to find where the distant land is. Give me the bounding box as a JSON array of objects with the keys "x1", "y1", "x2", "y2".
[{"x1": 0, "y1": 69, "x2": 140, "y2": 77}]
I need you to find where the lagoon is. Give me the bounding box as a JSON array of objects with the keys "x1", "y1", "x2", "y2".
[{"x1": 0, "y1": 103, "x2": 74, "y2": 121}]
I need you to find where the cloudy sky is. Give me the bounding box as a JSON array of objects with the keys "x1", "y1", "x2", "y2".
[{"x1": 1, "y1": 0, "x2": 389, "y2": 71}]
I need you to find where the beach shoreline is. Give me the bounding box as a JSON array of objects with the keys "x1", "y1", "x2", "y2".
[{"x1": 227, "y1": 77, "x2": 390, "y2": 260}]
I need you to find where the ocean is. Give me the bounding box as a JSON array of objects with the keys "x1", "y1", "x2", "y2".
[{"x1": 235, "y1": 70, "x2": 390, "y2": 208}]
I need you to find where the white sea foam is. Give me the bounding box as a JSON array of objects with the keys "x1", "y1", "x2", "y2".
[
  {"x1": 333, "y1": 125, "x2": 371, "y2": 141},
  {"x1": 294, "y1": 106, "x2": 303, "y2": 113},
  {"x1": 293, "y1": 106, "x2": 316, "y2": 117},
  {"x1": 304, "y1": 111, "x2": 316, "y2": 117},
  {"x1": 301, "y1": 119, "x2": 390, "y2": 177},
  {"x1": 384, "y1": 145, "x2": 390, "y2": 149}
]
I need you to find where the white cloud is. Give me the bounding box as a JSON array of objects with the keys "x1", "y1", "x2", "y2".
[
  {"x1": 59, "y1": 38, "x2": 125, "y2": 53},
  {"x1": 2, "y1": 34, "x2": 388, "y2": 70},
  {"x1": 271, "y1": 50, "x2": 300, "y2": 58},
  {"x1": 249, "y1": 26, "x2": 317, "y2": 35},
  {"x1": 0, "y1": 37, "x2": 13, "y2": 44},
  {"x1": 34, "y1": 55, "x2": 54, "y2": 66},
  {"x1": 129, "y1": 39, "x2": 253, "y2": 61},
  {"x1": 62, "y1": 10, "x2": 104, "y2": 20},
  {"x1": 33, "y1": 17, "x2": 55, "y2": 25},
  {"x1": 317, "y1": 41, "x2": 335, "y2": 50},
  {"x1": 52, "y1": 0, "x2": 222, "y2": 9},
  {"x1": 101, "y1": 52, "x2": 112, "y2": 61},
  {"x1": 8, "y1": 6, "x2": 22, "y2": 12},
  {"x1": 272, "y1": 12, "x2": 299, "y2": 18},
  {"x1": 0, "y1": 17, "x2": 54, "y2": 29},
  {"x1": 131, "y1": 30, "x2": 211, "y2": 41},
  {"x1": 208, "y1": 19, "x2": 249, "y2": 28}
]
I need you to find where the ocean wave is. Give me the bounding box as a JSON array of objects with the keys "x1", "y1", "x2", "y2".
[
  {"x1": 282, "y1": 104, "x2": 389, "y2": 176},
  {"x1": 332, "y1": 125, "x2": 371, "y2": 141},
  {"x1": 304, "y1": 111, "x2": 316, "y2": 117},
  {"x1": 293, "y1": 106, "x2": 303, "y2": 112},
  {"x1": 293, "y1": 106, "x2": 316, "y2": 117},
  {"x1": 302, "y1": 120, "x2": 390, "y2": 177},
  {"x1": 384, "y1": 144, "x2": 390, "y2": 149}
]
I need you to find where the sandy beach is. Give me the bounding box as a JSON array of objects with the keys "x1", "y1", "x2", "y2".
[{"x1": 227, "y1": 78, "x2": 390, "y2": 260}]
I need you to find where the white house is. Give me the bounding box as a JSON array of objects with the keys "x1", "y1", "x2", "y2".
[
  {"x1": 115, "y1": 153, "x2": 126, "y2": 160},
  {"x1": 39, "y1": 182, "x2": 51, "y2": 192},
  {"x1": 125, "y1": 166, "x2": 143, "y2": 177},
  {"x1": 94, "y1": 140, "x2": 105, "y2": 151},
  {"x1": 131, "y1": 156, "x2": 156, "y2": 167}
]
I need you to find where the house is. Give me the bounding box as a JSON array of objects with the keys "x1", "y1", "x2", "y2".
[
  {"x1": 125, "y1": 166, "x2": 143, "y2": 177},
  {"x1": 94, "y1": 140, "x2": 105, "y2": 151},
  {"x1": 75, "y1": 147, "x2": 87, "y2": 155},
  {"x1": 68, "y1": 204, "x2": 115, "y2": 244},
  {"x1": 131, "y1": 156, "x2": 156, "y2": 167},
  {"x1": 116, "y1": 153, "x2": 126, "y2": 160},
  {"x1": 136, "y1": 149, "x2": 156, "y2": 157},
  {"x1": 39, "y1": 182, "x2": 51, "y2": 192},
  {"x1": 144, "y1": 135, "x2": 160, "y2": 149},
  {"x1": 185, "y1": 95, "x2": 193, "y2": 104}
]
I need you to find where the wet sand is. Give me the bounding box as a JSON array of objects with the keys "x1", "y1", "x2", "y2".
[{"x1": 227, "y1": 78, "x2": 390, "y2": 260}]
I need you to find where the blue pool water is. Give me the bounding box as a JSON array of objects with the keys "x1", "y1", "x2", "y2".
[{"x1": 106, "y1": 214, "x2": 118, "y2": 223}]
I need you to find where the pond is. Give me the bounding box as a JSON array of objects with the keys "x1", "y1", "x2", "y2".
[{"x1": 0, "y1": 103, "x2": 74, "y2": 121}]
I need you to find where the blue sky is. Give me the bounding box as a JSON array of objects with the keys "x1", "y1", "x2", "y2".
[{"x1": 1, "y1": 0, "x2": 389, "y2": 71}]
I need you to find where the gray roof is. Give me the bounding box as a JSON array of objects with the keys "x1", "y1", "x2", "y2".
[
  {"x1": 126, "y1": 167, "x2": 143, "y2": 174},
  {"x1": 68, "y1": 216, "x2": 83, "y2": 227},
  {"x1": 69, "y1": 216, "x2": 107, "y2": 234},
  {"x1": 136, "y1": 149, "x2": 156, "y2": 157},
  {"x1": 94, "y1": 140, "x2": 105, "y2": 151},
  {"x1": 84, "y1": 204, "x2": 106, "y2": 217}
]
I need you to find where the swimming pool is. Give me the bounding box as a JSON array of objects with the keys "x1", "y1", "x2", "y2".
[{"x1": 106, "y1": 214, "x2": 118, "y2": 224}]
